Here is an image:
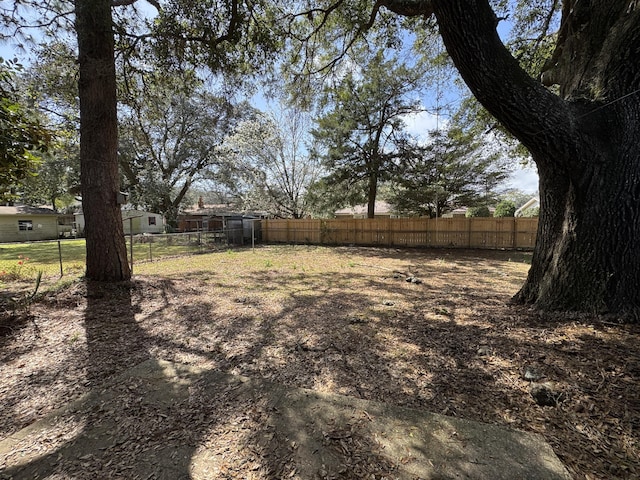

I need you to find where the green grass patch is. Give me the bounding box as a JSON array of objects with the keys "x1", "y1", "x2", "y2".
[
  {"x1": 0, "y1": 237, "x2": 218, "y2": 283},
  {"x1": 0, "y1": 240, "x2": 86, "y2": 280}
]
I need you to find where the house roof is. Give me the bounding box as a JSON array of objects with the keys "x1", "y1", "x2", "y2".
[
  {"x1": 515, "y1": 197, "x2": 540, "y2": 216},
  {"x1": 335, "y1": 201, "x2": 393, "y2": 216},
  {"x1": 448, "y1": 207, "x2": 468, "y2": 214},
  {"x1": 183, "y1": 203, "x2": 239, "y2": 215},
  {"x1": 0, "y1": 205, "x2": 58, "y2": 216},
  {"x1": 181, "y1": 203, "x2": 268, "y2": 218},
  {"x1": 121, "y1": 210, "x2": 162, "y2": 219}
]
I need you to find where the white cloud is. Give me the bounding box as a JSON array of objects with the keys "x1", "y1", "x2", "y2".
[
  {"x1": 403, "y1": 110, "x2": 446, "y2": 143},
  {"x1": 506, "y1": 165, "x2": 539, "y2": 194}
]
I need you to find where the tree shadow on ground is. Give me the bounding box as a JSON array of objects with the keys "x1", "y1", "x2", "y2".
[
  {"x1": 1, "y1": 281, "x2": 215, "y2": 479},
  {"x1": 157, "y1": 266, "x2": 638, "y2": 478},
  {"x1": 1, "y1": 251, "x2": 638, "y2": 478}
]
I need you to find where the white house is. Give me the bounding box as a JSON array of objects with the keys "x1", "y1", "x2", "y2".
[
  {"x1": 515, "y1": 198, "x2": 540, "y2": 217},
  {"x1": 74, "y1": 209, "x2": 165, "y2": 236},
  {"x1": 0, "y1": 205, "x2": 60, "y2": 242}
]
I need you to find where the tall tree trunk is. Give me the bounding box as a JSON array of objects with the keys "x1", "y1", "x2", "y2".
[
  {"x1": 75, "y1": 0, "x2": 131, "y2": 281},
  {"x1": 367, "y1": 168, "x2": 378, "y2": 219},
  {"x1": 404, "y1": 0, "x2": 640, "y2": 315}
]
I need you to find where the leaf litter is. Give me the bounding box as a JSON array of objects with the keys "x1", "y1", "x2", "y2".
[{"x1": 0, "y1": 246, "x2": 638, "y2": 479}]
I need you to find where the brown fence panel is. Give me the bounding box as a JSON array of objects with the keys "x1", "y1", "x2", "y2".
[
  {"x1": 514, "y1": 218, "x2": 538, "y2": 249},
  {"x1": 263, "y1": 217, "x2": 538, "y2": 250}
]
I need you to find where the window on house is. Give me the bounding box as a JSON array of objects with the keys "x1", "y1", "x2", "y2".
[
  {"x1": 148, "y1": 217, "x2": 156, "y2": 226},
  {"x1": 18, "y1": 220, "x2": 33, "y2": 231}
]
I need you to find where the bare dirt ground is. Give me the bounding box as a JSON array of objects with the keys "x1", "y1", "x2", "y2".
[{"x1": 1, "y1": 246, "x2": 639, "y2": 479}]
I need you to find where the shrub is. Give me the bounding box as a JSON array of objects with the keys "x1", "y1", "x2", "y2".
[
  {"x1": 465, "y1": 206, "x2": 491, "y2": 218},
  {"x1": 519, "y1": 206, "x2": 540, "y2": 217},
  {"x1": 494, "y1": 200, "x2": 516, "y2": 217}
]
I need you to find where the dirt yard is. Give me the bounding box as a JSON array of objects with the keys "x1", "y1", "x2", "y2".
[{"x1": 1, "y1": 246, "x2": 638, "y2": 479}]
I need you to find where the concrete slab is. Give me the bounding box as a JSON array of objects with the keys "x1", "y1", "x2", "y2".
[{"x1": 0, "y1": 359, "x2": 572, "y2": 479}]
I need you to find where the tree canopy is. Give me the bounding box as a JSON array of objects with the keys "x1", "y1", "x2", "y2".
[
  {"x1": 118, "y1": 71, "x2": 247, "y2": 229},
  {"x1": 312, "y1": 49, "x2": 425, "y2": 218},
  {"x1": 388, "y1": 128, "x2": 509, "y2": 218},
  {"x1": 0, "y1": 58, "x2": 51, "y2": 201},
  {"x1": 216, "y1": 106, "x2": 322, "y2": 218}
]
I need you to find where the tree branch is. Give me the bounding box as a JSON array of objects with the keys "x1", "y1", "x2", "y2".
[
  {"x1": 145, "y1": 0, "x2": 161, "y2": 10},
  {"x1": 111, "y1": 0, "x2": 138, "y2": 6},
  {"x1": 380, "y1": 0, "x2": 434, "y2": 17},
  {"x1": 295, "y1": 0, "x2": 387, "y2": 77},
  {"x1": 431, "y1": 0, "x2": 575, "y2": 166},
  {"x1": 112, "y1": 0, "x2": 160, "y2": 11}
]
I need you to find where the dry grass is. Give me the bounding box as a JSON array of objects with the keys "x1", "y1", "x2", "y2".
[{"x1": 1, "y1": 245, "x2": 639, "y2": 479}]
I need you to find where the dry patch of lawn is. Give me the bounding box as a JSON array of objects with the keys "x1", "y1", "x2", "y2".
[{"x1": 1, "y1": 245, "x2": 638, "y2": 479}]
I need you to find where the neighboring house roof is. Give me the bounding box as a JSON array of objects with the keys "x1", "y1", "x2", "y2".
[
  {"x1": 121, "y1": 209, "x2": 163, "y2": 219},
  {"x1": 515, "y1": 197, "x2": 540, "y2": 217},
  {"x1": 335, "y1": 201, "x2": 394, "y2": 216},
  {"x1": 182, "y1": 204, "x2": 268, "y2": 218},
  {"x1": 0, "y1": 205, "x2": 57, "y2": 216},
  {"x1": 183, "y1": 203, "x2": 239, "y2": 216},
  {"x1": 442, "y1": 207, "x2": 468, "y2": 218}
]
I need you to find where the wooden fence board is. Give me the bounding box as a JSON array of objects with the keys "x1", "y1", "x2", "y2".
[{"x1": 262, "y1": 217, "x2": 538, "y2": 250}]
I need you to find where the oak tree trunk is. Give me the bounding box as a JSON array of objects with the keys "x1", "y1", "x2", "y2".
[
  {"x1": 75, "y1": 0, "x2": 131, "y2": 281},
  {"x1": 427, "y1": 0, "x2": 640, "y2": 315}
]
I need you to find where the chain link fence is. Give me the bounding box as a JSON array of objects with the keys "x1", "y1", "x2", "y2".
[{"x1": 0, "y1": 228, "x2": 257, "y2": 281}]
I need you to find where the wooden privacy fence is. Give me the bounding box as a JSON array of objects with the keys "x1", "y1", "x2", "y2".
[{"x1": 262, "y1": 217, "x2": 539, "y2": 250}]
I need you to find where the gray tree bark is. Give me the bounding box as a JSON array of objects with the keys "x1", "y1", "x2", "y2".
[{"x1": 432, "y1": 0, "x2": 640, "y2": 315}]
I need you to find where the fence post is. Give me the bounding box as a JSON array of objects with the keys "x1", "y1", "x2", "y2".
[
  {"x1": 129, "y1": 218, "x2": 134, "y2": 275},
  {"x1": 58, "y1": 240, "x2": 63, "y2": 277}
]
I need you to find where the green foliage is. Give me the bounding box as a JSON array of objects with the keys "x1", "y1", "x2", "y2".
[
  {"x1": 304, "y1": 177, "x2": 367, "y2": 218},
  {"x1": 519, "y1": 206, "x2": 540, "y2": 217},
  {"x1": 0, "y1": 255, "x2": 34, "y2": 281},
  {"x1": 14, "y1": 43, "x2": 83, "y2": 210},
  {"x1": 494, "y1": 200, "x2": 516, "y2": 217},
  {"x1": 118, "y1": 70, "x2": 249, "y2": 227},
  {"x1": 0, "y1": 59, "x2": 51, "y2": 200},
  {"x1": 20, "y1": 151, "x2": 78, "y2": 211},
  {"x1": 466, "y1": 206, "x2": 491, "y2": 218},
  {"x1": 26, "y1": 42, "x2": 80, "y2": 126},
  {"x1": 500, "y1": 188, "x2": 537, "y2": 209},
  {"x1": 312, "y1": 49, "x2": 425, "y2": 217},
  {"x1": 150, "y1": 0, "x2": 285, "y2": 81},
  {"x1": 388, "y1": 128, "x2": 509, "y2": 218},
  {"x1": 505, "y1": 0, "x2": 562, "y2": 77}
]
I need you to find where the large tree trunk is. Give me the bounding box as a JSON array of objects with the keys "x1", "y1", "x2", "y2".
[
  {"x1": 75, "y1": 0, "x2": 131, "y2": 281},
  {"x1": 382, "y1": 0, "x2": 640, "y2": 314},
  {"x1": 366, "y1": 168, "x2": 378, "y2": 219},
  {"x1": 428, "y1": 0, "x2": 640, "y2": 315}
]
